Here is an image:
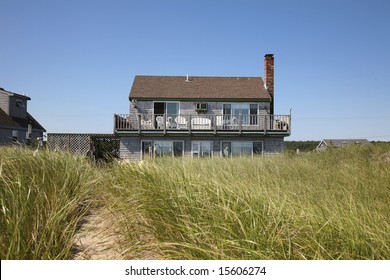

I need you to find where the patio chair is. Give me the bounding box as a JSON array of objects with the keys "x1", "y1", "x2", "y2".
[
  {"x1": 156, "y1": 116, "x2": 165, "y2": 129},
  {"x1": 175, "y1": 116, "x2": 188, "y2": 129}
]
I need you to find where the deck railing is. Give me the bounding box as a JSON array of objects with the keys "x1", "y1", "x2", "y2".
[{"x1": 114, "y1": 113, "x2": 291, "y2": 134}]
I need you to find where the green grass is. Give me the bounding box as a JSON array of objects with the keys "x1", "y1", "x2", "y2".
[
  {"x1": 1, "y1": 144, "x2": 389, "y2": 259},
  {"x1": 111, "y1": 144, "x2": 390, "y2": 259},
  {"x1": 0, "y1": 147, "x2": 100, "y2": 259}
]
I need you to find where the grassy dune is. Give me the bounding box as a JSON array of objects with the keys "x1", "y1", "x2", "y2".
[
  {"x1": 111, "y1": 145, "x2": 390, "y2": 259},
  {"x1": 0, "y1": 147, "x2": 99, "y2": 259},
  {"x1": 1, "y1": 144, "x2": 389, "y2": 259}
]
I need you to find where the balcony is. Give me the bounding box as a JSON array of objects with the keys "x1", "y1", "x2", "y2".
[{"x1": 114, "y1": 114, "x2": 291, "y2": 136}]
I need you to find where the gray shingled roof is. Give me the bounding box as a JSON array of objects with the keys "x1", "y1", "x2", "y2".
[
  {"x1": 129, "y1": 75, "x2": 272, "y2": 101},
  {"x1": 323, "y1": 139, "x2": 370, "y2": 147},
  {"x1": 0, "y1": 108, "x2": 46, "y2": 131}
]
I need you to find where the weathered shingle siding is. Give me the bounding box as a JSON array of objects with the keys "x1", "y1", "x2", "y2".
[
  {"x1": 0, "y1": 127, "x2": 29, "y2": 144},
  {"x1": 8, "y1": 96, "x2": 28, "y2": 119},
  {"x1": 0, "y1": 128, "x2": 12, "y2": 144},
  {"x1": 120, "y1": 137, "x2": 141, "y2": 160},
  {"x1": 0, "y1": 94, "x2": 9, "y2": 114},
  {"x1": 263, "y1": 137, "x2": 284, "y2": 154},
  {"x1": 119, "y1": 136, "x2": 284, "y2": 160}
]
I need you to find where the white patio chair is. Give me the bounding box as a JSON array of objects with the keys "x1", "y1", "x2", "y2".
[
  {"x1": 175, "y1": 116, "x2": 188, "y2": 129},
  {"x1": 156, "y1": 116, "x2": 165, "y2": 129},
  {"x1": 191, "y1": 117, "x2": 211, "y2": 129}
]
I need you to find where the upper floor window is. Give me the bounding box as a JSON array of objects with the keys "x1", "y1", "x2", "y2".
[
  {"x1": 223, "y1": 103, "x2": 258, "y2": 125},
  {"x1": 16, "y1": 100, "x2": 26, "y2": 108}
]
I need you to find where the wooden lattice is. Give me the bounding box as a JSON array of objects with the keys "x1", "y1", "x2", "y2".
[
  {"x1": 47, "y1": 134, "x2": 92, "y2": 156},
  {"x1": 47, "y1": 133, "x2": 119, "y2": 161}
]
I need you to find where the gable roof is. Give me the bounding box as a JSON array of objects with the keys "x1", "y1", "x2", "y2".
[
  {"x1": 317, "y1": 139, "x2": 370, "y2": 149},
  {"x1": 0, "y1": 108, "x2": 46, "y2": 131},
  {"x1": 0, "y1": 87, "x2": 31, "y2": 100},
  {"x1": 129, "y1": 75, "x2": 272, "y2": 101}
]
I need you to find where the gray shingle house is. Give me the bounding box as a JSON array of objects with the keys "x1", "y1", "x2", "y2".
[
  {"x1": 114, "y1": 54, "x2": 291, "y2": 160},
  {"x1": 0, "y1": 87, "x2": 46, "y2": 145},
  {"x1": 316, "y1": 139, "x2": 370, "y2": 151}
]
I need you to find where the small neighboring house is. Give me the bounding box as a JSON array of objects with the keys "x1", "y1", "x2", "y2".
[
  {"x1": 0, "y1": 87, "x2": 46, "y2": 145},
  {"x1": 114, "y1": 54, "x2": 291, "y2": 160},
  {"x1": 316, "y1": 139, "x2": 370, "y2": 151}
]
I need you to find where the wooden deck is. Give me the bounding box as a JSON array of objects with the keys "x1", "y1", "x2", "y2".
[{"x1": 114, "y1": 114, "x2": 291, "y2": 136}]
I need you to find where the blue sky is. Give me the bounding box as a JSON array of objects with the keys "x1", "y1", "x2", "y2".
[{"x1": 1, "y1": 0, "x2": 389, "y2": 141}]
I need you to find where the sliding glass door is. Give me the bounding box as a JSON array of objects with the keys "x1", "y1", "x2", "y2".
[{"x1": 223, "y1": 104, "x2": 258, "y2": 126}]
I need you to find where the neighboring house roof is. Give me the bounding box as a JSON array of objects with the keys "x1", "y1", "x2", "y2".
[
  {"x1": 129, "y1": 75, "x2": 272, "y2": 101},
  {"x1": 0, "y1": 87, "x2": 31, "y2": 100},
  {"x1": 317, "y1": 139, "x2": 370, "y2": 149},
  {"x1": 0, "y1": 108, "x2": 46, "y2": 131}
]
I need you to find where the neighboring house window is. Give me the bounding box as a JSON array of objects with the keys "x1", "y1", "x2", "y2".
[
  {"x1": 221, "y1": 141, "x2": 263, "y2": 157},
  {"x1": 12, "y1": 130, "x2": 18, "y2": 142},
  {"x1": 191, "y1": 141, "x2": 213, "y2": 157},
  {"x1": 16, "y1": 100, "x2": 25, "y2": 108},
  {"x1": 141, "y1": 140, "x2": 183, "y2": 159}
]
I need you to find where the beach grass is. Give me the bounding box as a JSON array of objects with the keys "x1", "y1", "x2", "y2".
[{"x1": 1, "y1": 144, "x2": 389, "y2": 259}]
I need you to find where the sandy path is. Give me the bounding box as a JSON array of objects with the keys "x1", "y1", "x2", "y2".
[
  {"x1": 72, "y1": 207, "x2": 162, "y2": 260},
  {"x1": 72, "y1": 208, "x2": 124, "y2": 260}
]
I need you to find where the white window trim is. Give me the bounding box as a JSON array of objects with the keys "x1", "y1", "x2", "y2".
[{"x1": 191, "y1": 140, "x2": 213, "y2": 158}]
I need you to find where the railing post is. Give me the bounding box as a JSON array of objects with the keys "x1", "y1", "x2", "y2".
[
  {"x1": 138, "y1": 114, "x2": 141, "y2": 133},
  {"x1": 213, "y1": 114, "x2": 216, "y2": 134},
  {"x1": 189, "y1": 115, "x2": 192, "y2": 134},
  {"x1": 238, "y1": 113, "x2": 242, "y2": 134},
  {"x1": 163, "y1": 114, "x2": 166, "y2": 134}
]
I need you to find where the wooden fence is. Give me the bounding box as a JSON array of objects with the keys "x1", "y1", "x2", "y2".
[{"x1": 47, "y1": 133, "x2": 119, "y2": 161}]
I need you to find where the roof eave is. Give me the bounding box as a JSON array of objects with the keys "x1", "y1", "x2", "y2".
[{"x1": 129, "y1": 97, "x2": 271, "y2": 102}]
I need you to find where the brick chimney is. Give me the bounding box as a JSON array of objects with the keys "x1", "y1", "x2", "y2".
[{"x1": 264, "y1": 54, "x2": 274, "y2": 114}]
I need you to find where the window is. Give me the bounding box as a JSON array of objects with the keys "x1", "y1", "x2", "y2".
[
  {"x1": 16, "y1": 100, "x2": 25, "y2": 108},
  {"x1": 221, "y1": 141, "x2": 231, "y2": 157},
  {"x1": 192, "y1": 141, "x2": 213, "y2": 157},
  {"x1": 154, "y1": 102, "x2": 179, "y2": 116},
  {"x1": 12, "y1": 130, "x2": 18, "y2": 142},
  {"x1": 141, "y1": 140, "x2": 183, "y2": 159},
  {"x1": 223, "y1": 103, "x2": 258, "y2": 125},
  {"x1": 195, "y1": 103, "x2": 208, "y2": 112},
  {"x1": 154, "y1": 102, "x2": 179, "y2": 128},
  {"x1": 221, "y1": 141, "x2": 263, "y2": 157},
  {"x1": 250, "y1": 104, "x2": 258, "y2": 125},
  {"x1": 231, "y1": 142, "x2": 252, "y2": 156},
  {"x1": 253, "y1": 142, "x2": 263, "y2": 155}
]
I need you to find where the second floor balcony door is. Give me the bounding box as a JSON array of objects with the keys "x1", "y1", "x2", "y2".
[{"x1": 154, "y1": 102, "x2": 179, "y2": 128}]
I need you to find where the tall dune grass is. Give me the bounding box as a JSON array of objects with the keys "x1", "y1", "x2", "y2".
[
  {"x1": 0, "y1": 147, "x2": 99, "y2": 259},
  {"x1": 1, "y1": 144, "x2": 389, "y2": 259},
  {"x1": 111, "y1": 145, "x2": 390, "y2": 259}
]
